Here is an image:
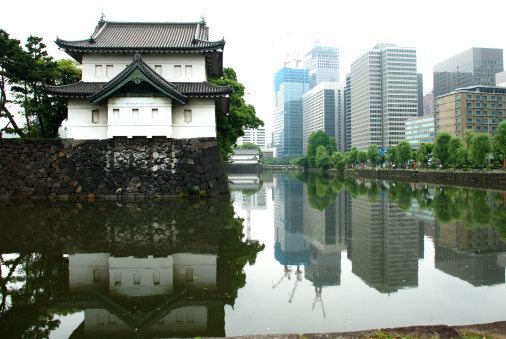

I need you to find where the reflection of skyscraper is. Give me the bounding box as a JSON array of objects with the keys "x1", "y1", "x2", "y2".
[
  {"x1": 351, "y1": 196, "x2": 420, "y2": 293},
  {"x1": 435, "y1": 220, "x2": 506, "y2": 285},
  {"x1": 273, "y1": 174, "x2": 308, "y2": 266},
  {"x1": 435, "y1": 245, "x2": 505, "y2": 286},
  {"x1": 302, "y1": 187, "x2": 348, "y2": 287}
]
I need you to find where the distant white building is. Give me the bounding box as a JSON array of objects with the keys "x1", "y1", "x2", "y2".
[
  {"x1": 237, "y1": 127, "x2": 266, "y2": 147},
  {"x1": 47, "y1": 19, "x2": 231, "y2": 139}
]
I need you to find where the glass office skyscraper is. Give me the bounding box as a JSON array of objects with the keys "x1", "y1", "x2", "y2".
[{"x1": 273, "y1": 67, "x2": 309, "y2": 157}]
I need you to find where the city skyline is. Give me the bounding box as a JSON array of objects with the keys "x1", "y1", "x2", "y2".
[{"x1": 2, "y1": 0, "x2": 506, "y2": 143}]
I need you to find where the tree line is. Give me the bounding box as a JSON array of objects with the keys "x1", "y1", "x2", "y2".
[{"x1": 293, "y1": 125, "x2": 506, "y2": 170}]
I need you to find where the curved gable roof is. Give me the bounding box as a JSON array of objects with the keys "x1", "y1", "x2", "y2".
[
  {"x1": 56, "y1": 21, "x2": 225, "y2": 54},
  {"x1": 89, "y1": 55, "x2": 187, "y2": 104}
]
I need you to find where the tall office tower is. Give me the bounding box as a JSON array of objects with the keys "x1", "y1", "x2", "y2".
[
  {"x1": 302, "y1": 82, "x2": 346, "y2": 153},
  {"x1": 434, "y1": 47, "x2": 503, "y2": 98},
  {"x1": 350, "y1": 43, "x2": 418, "y2": 150},
  {"x1": 345, "y1": 74, "x2": 352, "y2": 151},
  {"x1": 237, "y1": 127, "x2": 266, "y2": 148},
  {"x1": 304, "y1": 46, "x2": 340, "y2": 89},
  {"x1": 273, "y1": 67, "x2": 309, "y2": 157},
  {"x1": 417, "y1": 74, "x2": 424, "y2": 116}
]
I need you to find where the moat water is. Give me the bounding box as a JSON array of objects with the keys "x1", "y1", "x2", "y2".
[{"x1": 1, "y1": 172, "x2": 505, "y2": 338}]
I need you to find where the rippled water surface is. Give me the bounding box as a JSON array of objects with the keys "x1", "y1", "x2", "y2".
[{"x1": 1, "y1": 172, "x2": 505, "y2": 337}]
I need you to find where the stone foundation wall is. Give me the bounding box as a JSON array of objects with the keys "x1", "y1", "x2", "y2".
[
  {"x1": 345, "y1": 169, "x2": 506, "y2": 190},
  {"x1": 0, "y1": 137, "x2": 229, "y2": 199}
]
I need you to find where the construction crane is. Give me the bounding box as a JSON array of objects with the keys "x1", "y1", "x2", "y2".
[
  {"x1": 312, "y1": 286, "x2": 326, "y2": 319},
  {"x1": 288, "y1": 265, "x2": 303, "y2": 303},
  {"x1": 272, "y1": 265, "x2": 292, "y2": 290}
]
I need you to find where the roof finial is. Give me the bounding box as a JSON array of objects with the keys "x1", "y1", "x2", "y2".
[
  {"x1": 100, "y1": 12, "x2": 106, "y2": 24},
  {"x1": 200, "y1": 15, "x2": 206, "y2": 25}
]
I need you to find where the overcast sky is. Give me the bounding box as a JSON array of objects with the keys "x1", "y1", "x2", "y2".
[{"x1": 2, "y1": 0, "x2": 506, "y2": 139}]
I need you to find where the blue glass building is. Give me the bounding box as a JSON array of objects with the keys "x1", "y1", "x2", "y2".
[{"x1": 273, "y1": 67, "x2": 309, "y2": 157}]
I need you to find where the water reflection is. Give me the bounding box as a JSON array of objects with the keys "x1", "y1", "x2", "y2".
[
  {"x1": 1, "y1": 173, "x2": 506, "y2": 336},
  {"x1": 270, "y1": 173, "x2": 506, "y2": 297},
  {"x1": 0, "y1": 199, "x2": 264, "y2": 338}
]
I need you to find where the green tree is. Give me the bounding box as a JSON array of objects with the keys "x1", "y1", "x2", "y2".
[
  {"x1": 315, "y1": 145, "x2": 330, "y2": 169},
  {"x1": 469, "y1": 133, "x2": 492, "y2": 168},
  {"x1": 416, "y1": 143, "x2": 432, "y2": 169},
  {"x1": 494, "y1": 121, "x2": 506, "y2": 168},
  {"x1": 448, "y1": 136, "x2": 466, "y2": 170},
  {"x1": 463, "y1": 130, "x2": 475, "y2": 164},
  {"x1": 348, "y1": 147, "x2": 359, "y2": 167},
  {"x1": 330, "y1": 151, "x2": 346, "y2": 170},
  {"x1": 0, "y1": 31, "x2": 81, "y2": 137},
  {"x1": 433, "y1": 132, "x2": 452, "y2": 169},
  {"x1": 367, "y1": 144, "x2": 381, "y2": 168},
  {"x1": 210, "y1": 68, "x2": 264, "y2": 158},
  {"x1": 396, "y1": 141, "x2": 412, "y2": 168},
  {"x1": 306, "y1": 131, "x2": 337, "y2": 168},
  {"x1": 358, "y1": 150, "x2": 367, "y2": 167},
  {"x1": 386, "y1": 146, "x2": 397, "y2": 167}
]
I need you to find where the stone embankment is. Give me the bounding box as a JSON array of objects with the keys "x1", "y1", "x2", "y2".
[
  {"x1": 345, "y1": 168, "x2": 506, "y2": 190},
  {"x1": 0, "y1": 137, "x2": 228, "y2": 199}
]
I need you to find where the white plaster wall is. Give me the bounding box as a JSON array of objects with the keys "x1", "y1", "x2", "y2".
[
  {"x1": 81, "y1": 54, "x2": 206, "y2": 82},
  {"x1": 68, "y1": 253, "x2": 110, "y2": 290},
  {"x1": 107, "y1": 96, "x2": 172, "y2": 138},
  {"x1": 109, "y1": 255, "x2": 174, "y2": 297},
  {"x1": 172, "y1": 99, "x2": 216, "y2": 138},
  {"x1": 66, "y1": 99, "x2": 108, "y2": 139},
  {"x1": 173, "y1": 253, "x2": 217, "y2": 290}
]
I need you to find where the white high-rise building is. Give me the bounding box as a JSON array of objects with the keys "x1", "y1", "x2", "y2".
[
  {"x1": 237, "y1": 127, "x2": 266, "y2": 148},
  {"x1": 350, "y1": 44, "x2": 418, "y2": 150},
  {"x1": 302, "y1": 82, "x2": 346, "y2": 153},
  {"x1": 304, "y1": 46, "x2": 340, "y2": 90}
]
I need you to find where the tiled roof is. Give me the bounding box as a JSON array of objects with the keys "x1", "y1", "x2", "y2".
[
  {"x1": 173, "y1": 82, "x2": 232, "y2": 96},
  {"x1": 45, "y1": 82, "x2": 104, "y2": 97},
  {"x1": 46, "y1": 81, "x2": 232, "y2": 98},
  {"x1": 56, "y1": 21, "x2": 225, "y2": 53}
]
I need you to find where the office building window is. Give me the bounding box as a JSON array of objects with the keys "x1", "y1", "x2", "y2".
[{"x1": 152, "y1": 108, "x2": 158, "y2": 121}]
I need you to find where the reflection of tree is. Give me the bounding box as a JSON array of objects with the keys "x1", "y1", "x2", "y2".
[
  {"x1": 218, "y1": 205, "x2": 265, "y2": 300},
  {"x1": 0, "y1": 253, "x2": 68, "y2": 338},
  {"x1": 305, "y1": 174, "x2": 340, "y2": 211},
  {"x1": 387, "y1": 182, "x2": 413, "y2": 211}
]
